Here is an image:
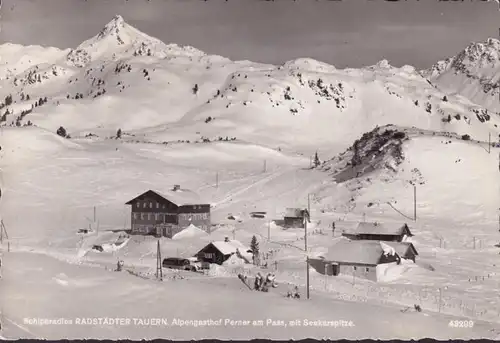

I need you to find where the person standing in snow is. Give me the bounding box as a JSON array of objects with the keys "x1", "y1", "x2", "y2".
[
  {"x1": 254, "y1": 272, "x2": 263, "y2": 291},
  {"x1": 267, "y1": 273, "x2": 277, "y2": 288}
]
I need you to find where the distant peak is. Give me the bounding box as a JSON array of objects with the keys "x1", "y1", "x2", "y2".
[
  {"x1": 97, "y1": 15, "x2": 127, "y2": 39},
  {"x1": 376, "y1": 59, "x2": 391, "y2": 69},
  {"x1": 109, "y1": 15, "x2": 125, "y2": 26},
  {"x1": 112, "y1": 14, "x2": 124, "y2": 22}
]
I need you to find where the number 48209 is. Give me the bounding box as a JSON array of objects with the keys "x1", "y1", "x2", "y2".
[{"x1": 448, "y1": 320, "x2": 474, "y2": 328}]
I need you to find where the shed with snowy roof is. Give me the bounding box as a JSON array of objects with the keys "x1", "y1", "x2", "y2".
[
  {"x1": 342, "y1": 222, "x2": 413, "y2": 242},
  {"x1": 284, "y1": 208, "x2": 310, "y2": 229},
  {"x1": 125, "y1": 186, "x2": 211, "y2": 237},
  {"x1": 195, "y1": 237, "x2": 253, "y2": 265},
  {"x1": 308, "y1": 237, "x2": 418, "y2": 281}
]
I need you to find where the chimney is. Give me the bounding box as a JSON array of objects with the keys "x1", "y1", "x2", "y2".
[
  {"x1": 173, "y1": 184, "x2": 180, "y2": 191},
  {"x1": 224, "y1": 236, "x2": 229, "y2": 242}
]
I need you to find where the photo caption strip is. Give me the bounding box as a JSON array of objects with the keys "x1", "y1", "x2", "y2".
[{"x1": 23, "y1": 317, "x2": 356, "y2": 328}]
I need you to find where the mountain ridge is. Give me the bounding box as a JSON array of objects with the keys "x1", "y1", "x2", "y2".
[
  {"x1": 0, "y1": 16, "x2": 498, "y2": 153},
  {"x1": 423, "y1": 38, "x2": 500, "y2": 112}
]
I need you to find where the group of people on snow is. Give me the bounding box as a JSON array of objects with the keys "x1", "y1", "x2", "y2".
[{"x1": 254, "y1": 272, "x2": 277, "y2": 292}]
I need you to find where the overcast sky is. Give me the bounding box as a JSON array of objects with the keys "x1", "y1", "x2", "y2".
[{"x1": 0, "y1": 0, "x2": 498, "y2": 69}]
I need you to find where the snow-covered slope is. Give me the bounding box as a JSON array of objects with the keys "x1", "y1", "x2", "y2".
[
  {"x1": 319, "y1": 124, "x2": 499, "y2": 227},
  {"x1": 423, "y1": 38, "x2": 500, "y2": 113},
  {"x1": 0, "y1": 17, "x2": 498, "y2": 154}
]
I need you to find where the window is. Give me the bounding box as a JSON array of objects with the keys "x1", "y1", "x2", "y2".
[
  {"x1": 140, "y1": 213, "x2": 145, "y2": 220},
  {"x1": 136, "y1": 202, "x2": 140, "y2": 208},
  {"x1": 353, "y1": 266, "x2": 357, "y2": 271},
  {"x1": 147, "y1": 213, "x2": 151, "y2": 220},
  {"x1": 155, "y1": 213, "x2": 159, "y2": 221},
  {"x1": 133, "y1": 213, "x2": 138, "y2": 220},
  {"x1": 205, "y1": 253, "x2": 214, "y2": 259},
  {"x1": 366, "y1": 268, "x2": 369, "y2": 272},
  {"x1": 149, "y1": 202, "x2": 153, "y2": 208},
  {"x1": 156, "y1": 202, "x2": 160, "y2": 209}
]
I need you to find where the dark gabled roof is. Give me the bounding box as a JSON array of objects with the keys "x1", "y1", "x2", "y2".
[
  {"x1": 354, "y1": 222, "x2": 413, "y2": 236},
  {"x1": 196, "y1": 240, "x2": 252, "y2": 256},
  {"x1": 125, "y1": 189, "x2": 208, "y2": 206},
  {"x1": 397, "y1": 241, "x2": 419, "y2": 256}
]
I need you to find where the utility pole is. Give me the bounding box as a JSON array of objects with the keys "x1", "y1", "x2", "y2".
[
  {"x1": 0, "y1": 220, "x2": 8, "y2": 246},
  {"x1": 307, "y1": 193, "x2": 311, "y2": 219},
  {"x1": 324, "y1": 264, "x2": 328, "y2": 290},
  {"x1": 268, "y1": 220, "x2": 271, "y2": 241},
  {"x1": 304, "y1": 209, "x2": 310, "y2": 300},
  {"x1": 488, "y1": 133, "x2": 491, "y2": 154},
  {"x1": 156, "y1": 240, "x2": 163, "y2": 281},
  {"x1": 437, "y1": 288, "x2": 442, "y2": 313},
  {"x1": 232, "y1": 227, "x2": 236, "y2": 240}
]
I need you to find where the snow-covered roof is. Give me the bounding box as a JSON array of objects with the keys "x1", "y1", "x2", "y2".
[
  {"x1": 320, "y1": 238, "x2": 417, "y2": 265},
  {"x1": 354, "y1": 222, "x2": 411, "y2": 236},
  {"x1": 155, "y1": 189, "x2": 205, "y2": 206},
  {"x1": 210, "y1": 240, "x2": 252, "y2": 256},
  {"x1": 126, "y1": 189, "x2": 207, "y2": 206}
]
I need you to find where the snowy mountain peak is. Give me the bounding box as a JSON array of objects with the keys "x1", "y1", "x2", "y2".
[
  {"x1": 376, "y1": 59, "x2": 392, "y2": 69},
  {"x1": 459, "y1": 38, "x2": 500, "y2": 67},
  {"x1": 65, "y1": 15, "x2": 207, "y2": 68},
  {"x1": 96, "y1": 15, "x2": 127, "y2": 40},
  {"x1": 426, "y1": 38, "x2": 500, "y2": 77},
  {"x1": 423, "y1": 38, "x2": 500, "y2": 112}
]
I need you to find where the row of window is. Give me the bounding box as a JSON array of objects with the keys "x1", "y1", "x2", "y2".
[
  {"x1": 133, "y1": 212, "x2": 176, "y2": 221},
  {"x1": 179, "y1": 213, "x2": 208, "y2": 220},
  {"x1": 179, "y1": 213, "x2": 209, "y2": 221},
  {"x1": 137, "y1": 201, "x2": 166, "y2": 209},
  {"x1": 133, "y1": 212, "x2": 209, "y2": 221},
  {"x1": 133, "y1": 226, "x2": 152, "y2": 233},
  {"x1": 136, "y1": 201, "x2": 205, "y2": 210},
  {"x1": 353, "y1": 266, "x2": 370, "y2": 272}
]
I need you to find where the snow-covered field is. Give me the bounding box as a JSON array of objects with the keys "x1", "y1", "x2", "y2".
[{"x1": 1, "y1": 15, "x2": 500, "y2": 340}]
